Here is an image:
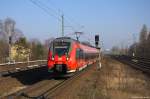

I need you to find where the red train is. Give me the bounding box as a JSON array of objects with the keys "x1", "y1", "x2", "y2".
[{"x1": 47, "y1": 37, "x2": 99, "y2": 74}]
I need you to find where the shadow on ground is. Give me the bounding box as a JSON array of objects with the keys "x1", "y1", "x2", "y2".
[
  {"x1": 9, "y1": 67, "x2": 71, "y2": 85},
  {"x1": 9, "y1": 67, "x2": 50, "y2": 85}
]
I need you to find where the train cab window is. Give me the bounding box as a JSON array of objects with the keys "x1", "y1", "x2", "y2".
[
  {"x1": 53, "y1": 42, "x2": 70, "y2": 56},
  {"x1": 49, "y1": 42, "x2": 53, "y2": 51}
]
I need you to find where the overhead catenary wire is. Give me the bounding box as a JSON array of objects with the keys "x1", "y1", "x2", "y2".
[
  {"x1": 36, "y1": 0, "x2": 60, "y2": 17},
  {"x1": 29, "y1": 0, "x2": 61, "y2": 21},
  {"x1": 46, "y1": 0, "x2": 83, "y2": 31},
  {"x1": 29, "y1": 0, "x2": 93, "y2": 42},
  {"x1": 29, "y1": 0, "x2": 79, "y2": 32}
]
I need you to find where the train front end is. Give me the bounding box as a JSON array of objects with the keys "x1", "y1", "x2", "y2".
[{"x1": 47, "y1": 38, "x2": 73, "y2": 74}]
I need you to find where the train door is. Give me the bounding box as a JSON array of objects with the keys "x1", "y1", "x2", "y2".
[
  {"x1": 79, "y1": 49, "x2": 84, "y2": 66},
  {"x1": 76, "y1": 48, "x2": 84, "y2": 70},
  {"x1": 76, "y1": 48, "x2": 81, "y2": 69}
]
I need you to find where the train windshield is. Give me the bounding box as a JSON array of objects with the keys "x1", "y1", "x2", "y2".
[{"x1": 53, "y1": 42, "x2": 70, "y2": 56}]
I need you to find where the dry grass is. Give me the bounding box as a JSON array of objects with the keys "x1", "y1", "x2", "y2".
[
  {"x1": 3, "y1": 56, "x2": 148, "y2": 99},
  {"x1": 101, "y1": 56, "x2": 150, "y2": 99},
  {"x1": 74, "y1": 56, "x2": 150, "y2": 99}
]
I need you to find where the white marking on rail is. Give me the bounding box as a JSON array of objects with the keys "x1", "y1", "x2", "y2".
[
  {"x1": 15, "y1": 68, "x2": 20, "y2": 70},
  {"x1": 79, "y1": 68, "x2": 82, "y2": 71},
  {"x1": 132, "y1": 59, "x2": 138, "y2": 63},
  {"x1": 83, "y1": 65, "x2": 87, "y2": 68},
  {"x1": 99, "y1": 62, "x2": 102, "y2": 68},
  {"x1": 27, "y1": 66, "x2": 34, "y2": 68},
  {"x1": 33, "y1": 65, "x2": 39, "y2": 67},
  {"x1": 78, "y1": 65, "x2": 87, "y2": 71},
  {"x1": 67, "y1": 70, "x2": 76, "y2": 73},
  {"x1": 27, "y1": 65, "x2": 38, "y2": 68},
  {"x1": 0, "y1": 60, "x2": 46, "y2": 66},
  {"x1": 88, "y1": 63, "x2": 92, "y2": 65}
]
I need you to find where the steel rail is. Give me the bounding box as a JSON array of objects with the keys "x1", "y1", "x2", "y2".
[
  {"x1": 0, "y1": 62, "x2": 47, "y2": 77},
  {"x1": 112, "y1": 55, "x2": 150, "y2": 74},
  {"x1": 0, "y1": 60, "x2": 47, "y2": 66},
  {"x1": 5, "y1": 61, "x2": 97, "y2": 99}
]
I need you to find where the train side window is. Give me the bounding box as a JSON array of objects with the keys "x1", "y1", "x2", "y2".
[
  {"x1": 76, "y1": 48, "x2": 80, "y2": 59},
  {"x1": 79, "y1": 49, "x2": 84, "y2": 59},
  {"x1": 76, "y1": 49, "x2": 84, "y2": 59}
]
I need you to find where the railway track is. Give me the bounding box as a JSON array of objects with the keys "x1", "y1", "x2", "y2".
[
  {"x1": 4, "y1": 61, "x2": 97, "y2": 99},
  {"x1": 111, "y1": 55, "x2": 150, "y2": 74},
  {"x1": 0, "y1": 60, "x2": 47, "y2": 77}
]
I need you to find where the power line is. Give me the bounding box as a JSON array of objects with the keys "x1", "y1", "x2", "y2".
[
  {"x1": 36, "y1": 0, "x2": 61, "y2": 18},
  {"x1": 46, "y1": 0, "x2": 83, "y2": 31},
  {"x1": 65, "y1": 15, "x2": 83, "y2": 30},
  {"x1": 30, "y1": 0, "x2": 77, "y2": 29},
  {"x1": 29, "y1": 0, "x2": 77, "y2": 33},
  {"x1": 29, "y1": 0, "x2": 86, "y2": 38},
  {"x1": 29, "y1": 0, "x2": 61, "y2": 21}
]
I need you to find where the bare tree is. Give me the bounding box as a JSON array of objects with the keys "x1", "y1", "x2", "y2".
[
  {"x1": 29, "y1": 39, "x2": 45, "y2": 60},
  {"x1": 111, "y1": 46, "x2": 120, "y2": 55},
  {"x1": 138, "y1": 24, "x2": 148, "y2": 57},
  {"x1": 128, "y1": 43, "x2": 138, "y2": 57},
  {"x1": 139, "y1": 24, "x2": 148, "y2": 44},
  {"x1": 0, "y1": 20, "x2": 7, "y2": 41},
  {"x1": 0, "y1": 18, "x2": 25, "y2": 62},
  {"x1": 128, "y1": 24, "x2": 150, "y2": 59},
  {"x1": 44, "y1": 37, "x2": 55, "y2": 49},
  {"x1": 3, "y1": 18, "x2": 24, "y2": 43},
  {"x1": 0, "y1": 20, "x2": 3, "y2": 32},
  {"x1": 4, "y1": 18, "x2": 15, "y2": 39},
  {"x1": 0, "y1": 40, "x2": 9, "y2": 63},
  {"x1": 12, "y1": 28, "x2": 24, "y2": 43},
  {"x1": 147, "y1": 32, "x2": 150, "y2": 58}
]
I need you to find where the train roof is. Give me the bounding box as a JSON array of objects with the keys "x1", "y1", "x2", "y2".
[
  {"x1": 53, "y1": 37, "x2": 99, "y2": 49},
  {"x1": 55, "y1": 37, "x2": 76, "y2": 41}
]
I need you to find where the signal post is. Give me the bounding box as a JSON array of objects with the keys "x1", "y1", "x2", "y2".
[{"x1": 95, "y1": 35, "x2": 102, "y2": 70}]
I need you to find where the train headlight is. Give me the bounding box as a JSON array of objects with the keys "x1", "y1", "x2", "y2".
[
  {"x1": 66, "y1": 57, "x2": 69, "y2": 61},
  {"x1": 52, "y1": 57, "x2": 54, "y2": 60}
]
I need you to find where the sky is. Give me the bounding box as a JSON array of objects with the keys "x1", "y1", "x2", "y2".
[{"x1": 0, "y1": 0, "x2": 150, "y2": 49}]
